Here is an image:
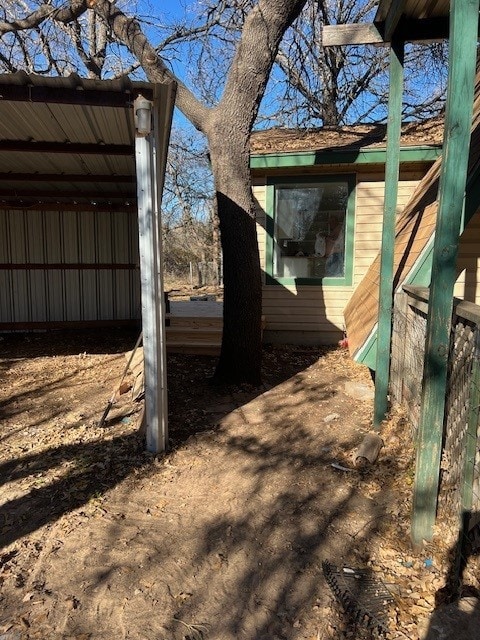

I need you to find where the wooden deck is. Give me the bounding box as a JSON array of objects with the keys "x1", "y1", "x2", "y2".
[{"x1": 166, "y1": 300, "x2": 223, "y2": 355}]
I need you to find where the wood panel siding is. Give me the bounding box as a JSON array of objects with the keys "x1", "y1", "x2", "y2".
[
  {"x1": 253, "y1": 170, "x2": 421, "y2": 343},
  {"x1": 455, "y1": 207, "x2": 480, "y2": 303},
  {"x1": 253, "y1": 182, "x2": 267, "y2": 285}
]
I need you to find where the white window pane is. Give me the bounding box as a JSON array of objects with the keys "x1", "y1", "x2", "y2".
[{"x1": 274, "y1": 181, "x2": 348, "y2": 279}]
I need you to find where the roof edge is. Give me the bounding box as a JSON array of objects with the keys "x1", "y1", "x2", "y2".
[{"x1": 250, "y1": 145, "x2": 442, "y2": 169}]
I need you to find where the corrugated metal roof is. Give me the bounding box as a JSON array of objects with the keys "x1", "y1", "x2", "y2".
[{"x1": 0, "y1": 72, "x2": 174, "y2": 208}]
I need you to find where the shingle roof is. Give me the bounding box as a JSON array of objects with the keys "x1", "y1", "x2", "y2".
[{"x1": 250, "y1": 118, "x2": 444, "y2": 155}]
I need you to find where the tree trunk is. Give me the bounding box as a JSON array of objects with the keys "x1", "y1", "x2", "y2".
[
  {"x1": 86, "y1": 0, "x2": 306, "y2": 385},
  {"x1": 209, "y1": 128, "x2": 263, "y2": 385}
]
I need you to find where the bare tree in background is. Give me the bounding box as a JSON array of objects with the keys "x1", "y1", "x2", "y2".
[
  {"x1": 274, "y1": 0, "x2": 447, "y2": 125},
  {"x1": 190, "y1": 0, "x2": 447, "y2": 127},
  {"x1": 0, "y1": 0, "x2": 307, "y2": 385},
  {"x1": 162, "y1": 127, "x2": 217, "y2": 284}
]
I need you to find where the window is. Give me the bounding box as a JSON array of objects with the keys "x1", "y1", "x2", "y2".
[{"x1": 266, "y1": 175, "x2": 355, "y2": 285}]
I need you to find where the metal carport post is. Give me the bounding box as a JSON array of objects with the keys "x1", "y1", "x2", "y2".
[{"x1": 134, "y1": 83, "x2": 176, "y2": 454}]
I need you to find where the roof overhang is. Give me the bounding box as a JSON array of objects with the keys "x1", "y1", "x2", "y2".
[
  {"x1": 322, "y1": 0, "x2": 454, "y2": 46},
  {"x1": 0, "y1": 72, "x2": 176, "y2": 211},
  {"x1": 250, "y1": 144, "x2": 441, "y2": 170}
]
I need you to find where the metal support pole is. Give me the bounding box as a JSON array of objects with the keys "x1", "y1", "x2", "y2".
[
  {"x1": 411, "y1": 0, "x2": 479, "y2": 546},
  {"x1": 373, "y1": 39, "x2": 404, "y2": 429},
  {"x1": 135, "y1": 90, "x2": 171, "y2": 454}
]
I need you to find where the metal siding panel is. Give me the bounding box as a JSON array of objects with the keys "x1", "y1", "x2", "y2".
[
  {"x1": 95, "y1": 212, "x2": 113, "y2": 318},
  {"x1": 0, "y1": 211, "x2": 9, "y2": 261},
  {"x1": 47, "y1": 270, "x2": 65, "y2": 321},
  {"x1": 0, "y1": 271, "x2": 13, "y2": 321},
  {"x1": 61, "y1": 211, "x2": 80, "y2": 262},
  {"x1": 26, "y1": 210, "x2": 45, "y2": 261},
  {"x1": 64, "y1": 270, "x2": 81, "y2": 321},
  {"x1": 11, "y1": 270, "x2": 29, "y2": 321},
  {"x1": 9, "y1": 211, "x2": 27, "y2": 263},
  {"x1": 97, "y1": 271, "x2": 114, "y2": 319},
  {"x1": 44, "y1": 211, "x2": 62, "y2": 263},
  {"x1": 0, "y1": 206, "x2": 140, "y2": 325},
  {"x1": 62, "y1": 210, "x2": 81, "y2": 320},
  {"x1": 81, "y1": 270, "x2": 98, "y2": 320},
  {"x1": 29, "y1": 270, "x2": 47, "y2": 321}
]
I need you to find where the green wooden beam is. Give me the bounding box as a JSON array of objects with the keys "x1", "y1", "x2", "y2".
[
  {"x1": 373, "y1": 39, "x2": 404, "y2": 429},
  {"x1": 411, "y1": 0, "x2": 480, "y2": 547},
  {"x1": 250, "y1": 146, "x2": 441, "y2": 170}
]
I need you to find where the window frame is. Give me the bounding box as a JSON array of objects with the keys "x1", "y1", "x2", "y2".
[{"x1": 265, "y1": 174, "x2": 356, "y2": 286}]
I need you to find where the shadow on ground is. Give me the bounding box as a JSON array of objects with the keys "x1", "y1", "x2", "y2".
[{"x1": 0, "y1": 331, "x2": 388, "y2": 640}]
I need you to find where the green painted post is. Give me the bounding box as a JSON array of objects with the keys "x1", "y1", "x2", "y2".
[
  {"x1": 411, "y1": 0, "x2": 480, "y2": 546},
  {"x1": 373, "y1": 39, "x2": 404, "y2": 429}
]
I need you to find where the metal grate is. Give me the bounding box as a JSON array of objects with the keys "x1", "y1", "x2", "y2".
[
  {"x1": 390, "y1": 292, "x2": 427, "y2": 437},
  {"x1": 439, "y1": 319, "x2": 476, "y2": 523},
  {"x1": 322, "y1": 561, "x2": 394, "y2": 635}
]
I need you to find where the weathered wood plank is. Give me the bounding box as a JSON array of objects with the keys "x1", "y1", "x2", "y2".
[
  {"x1": 322, "y1": 17, "x2": 450, "y2": 47},
  {"x1": 322, "y1": 23, "x2": 385, "y2": 46}
]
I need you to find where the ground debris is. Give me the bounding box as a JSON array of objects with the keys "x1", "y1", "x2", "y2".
[{"x1": 1, "y1": 332, "x2": 477, "y2": 640}]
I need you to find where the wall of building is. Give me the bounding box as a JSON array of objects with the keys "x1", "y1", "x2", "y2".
[
  {"x1": 0, "y1": 207, "x2": 140, "y2": 328},
  {"x1": 455, "y1": 206, "x2": 480, "y2": 304},
  {"x1": 253, "y1": 167, "x2": 426, "y2": 344}
]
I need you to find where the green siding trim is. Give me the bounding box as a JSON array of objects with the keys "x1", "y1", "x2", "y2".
[
  {"x1": 354, "y1": 329, "x2": 377, "y2": 370},
  {"x1": 264, "y1": 174, "x2": 356, "y2": 287},
  {"x1": 250, "y1": 145, "x2": 441, "y2": 170}
]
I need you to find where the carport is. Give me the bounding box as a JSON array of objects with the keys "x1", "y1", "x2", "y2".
[{"x1": 0, "y1": 72, "x2": 176, "y2": 453}]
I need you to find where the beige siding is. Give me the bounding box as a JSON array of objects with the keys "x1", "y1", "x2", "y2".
[
  {"x1": 253, "y1": 170, "x2": 421, "y2": 344},
  {"x1": 253, "y1": 183, "x2": 267, "y2": 284},
  {"x1": 455, "y1": 207, "x2": 480, "y2": 303},
  {"x1": 353, "y1": 179, "x2": 419, "y2": 286}
]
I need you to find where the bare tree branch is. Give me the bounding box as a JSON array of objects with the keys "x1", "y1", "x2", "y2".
[{"x1": 0, "y1": 0, "x2": 87, "y2": 33}]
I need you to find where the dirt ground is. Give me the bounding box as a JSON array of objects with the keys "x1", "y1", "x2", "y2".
[{"x1": 0, "y1": 324, "x2": 479, "y2": 640}]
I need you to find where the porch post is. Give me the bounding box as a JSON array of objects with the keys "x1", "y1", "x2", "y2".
[
  {"x1": 411, "y1": 0, "x2": 479, "y2": 546},
  {"x1": 135, "y1": 94, "x2": 169, "y2": 453},
  {"x1": 373, "y1": 38, "x2": 404, "y2": 429}
]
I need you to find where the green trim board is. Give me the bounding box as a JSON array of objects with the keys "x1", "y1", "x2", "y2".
[
  {"x1": 374, "y1": 39, "x2": 405, "y2": 428},
  {"x1": 264, "y1": 174, "x2": 356, "y2": 287},
  {"x1": 250, "y1": 145, "x2": 441, "y2": 170},
  {"x1": 355, "y1": 328, "x2": 378, "y2": 370}
]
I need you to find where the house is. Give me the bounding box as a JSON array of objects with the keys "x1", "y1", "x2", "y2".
[
  {"x1": 344, "y1": 93, "x2": 480, "y2": 369},
  {"x1": 250, "y1": 120, "x2": 443, "y2": 345}
]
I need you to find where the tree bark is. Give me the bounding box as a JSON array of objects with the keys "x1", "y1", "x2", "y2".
[
  {"x1": 95, "y1": 0, "x2": 306, "y2": 384},
  {"x1": 209, "y1": 125, "x2": 263, "y2": 384}
]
